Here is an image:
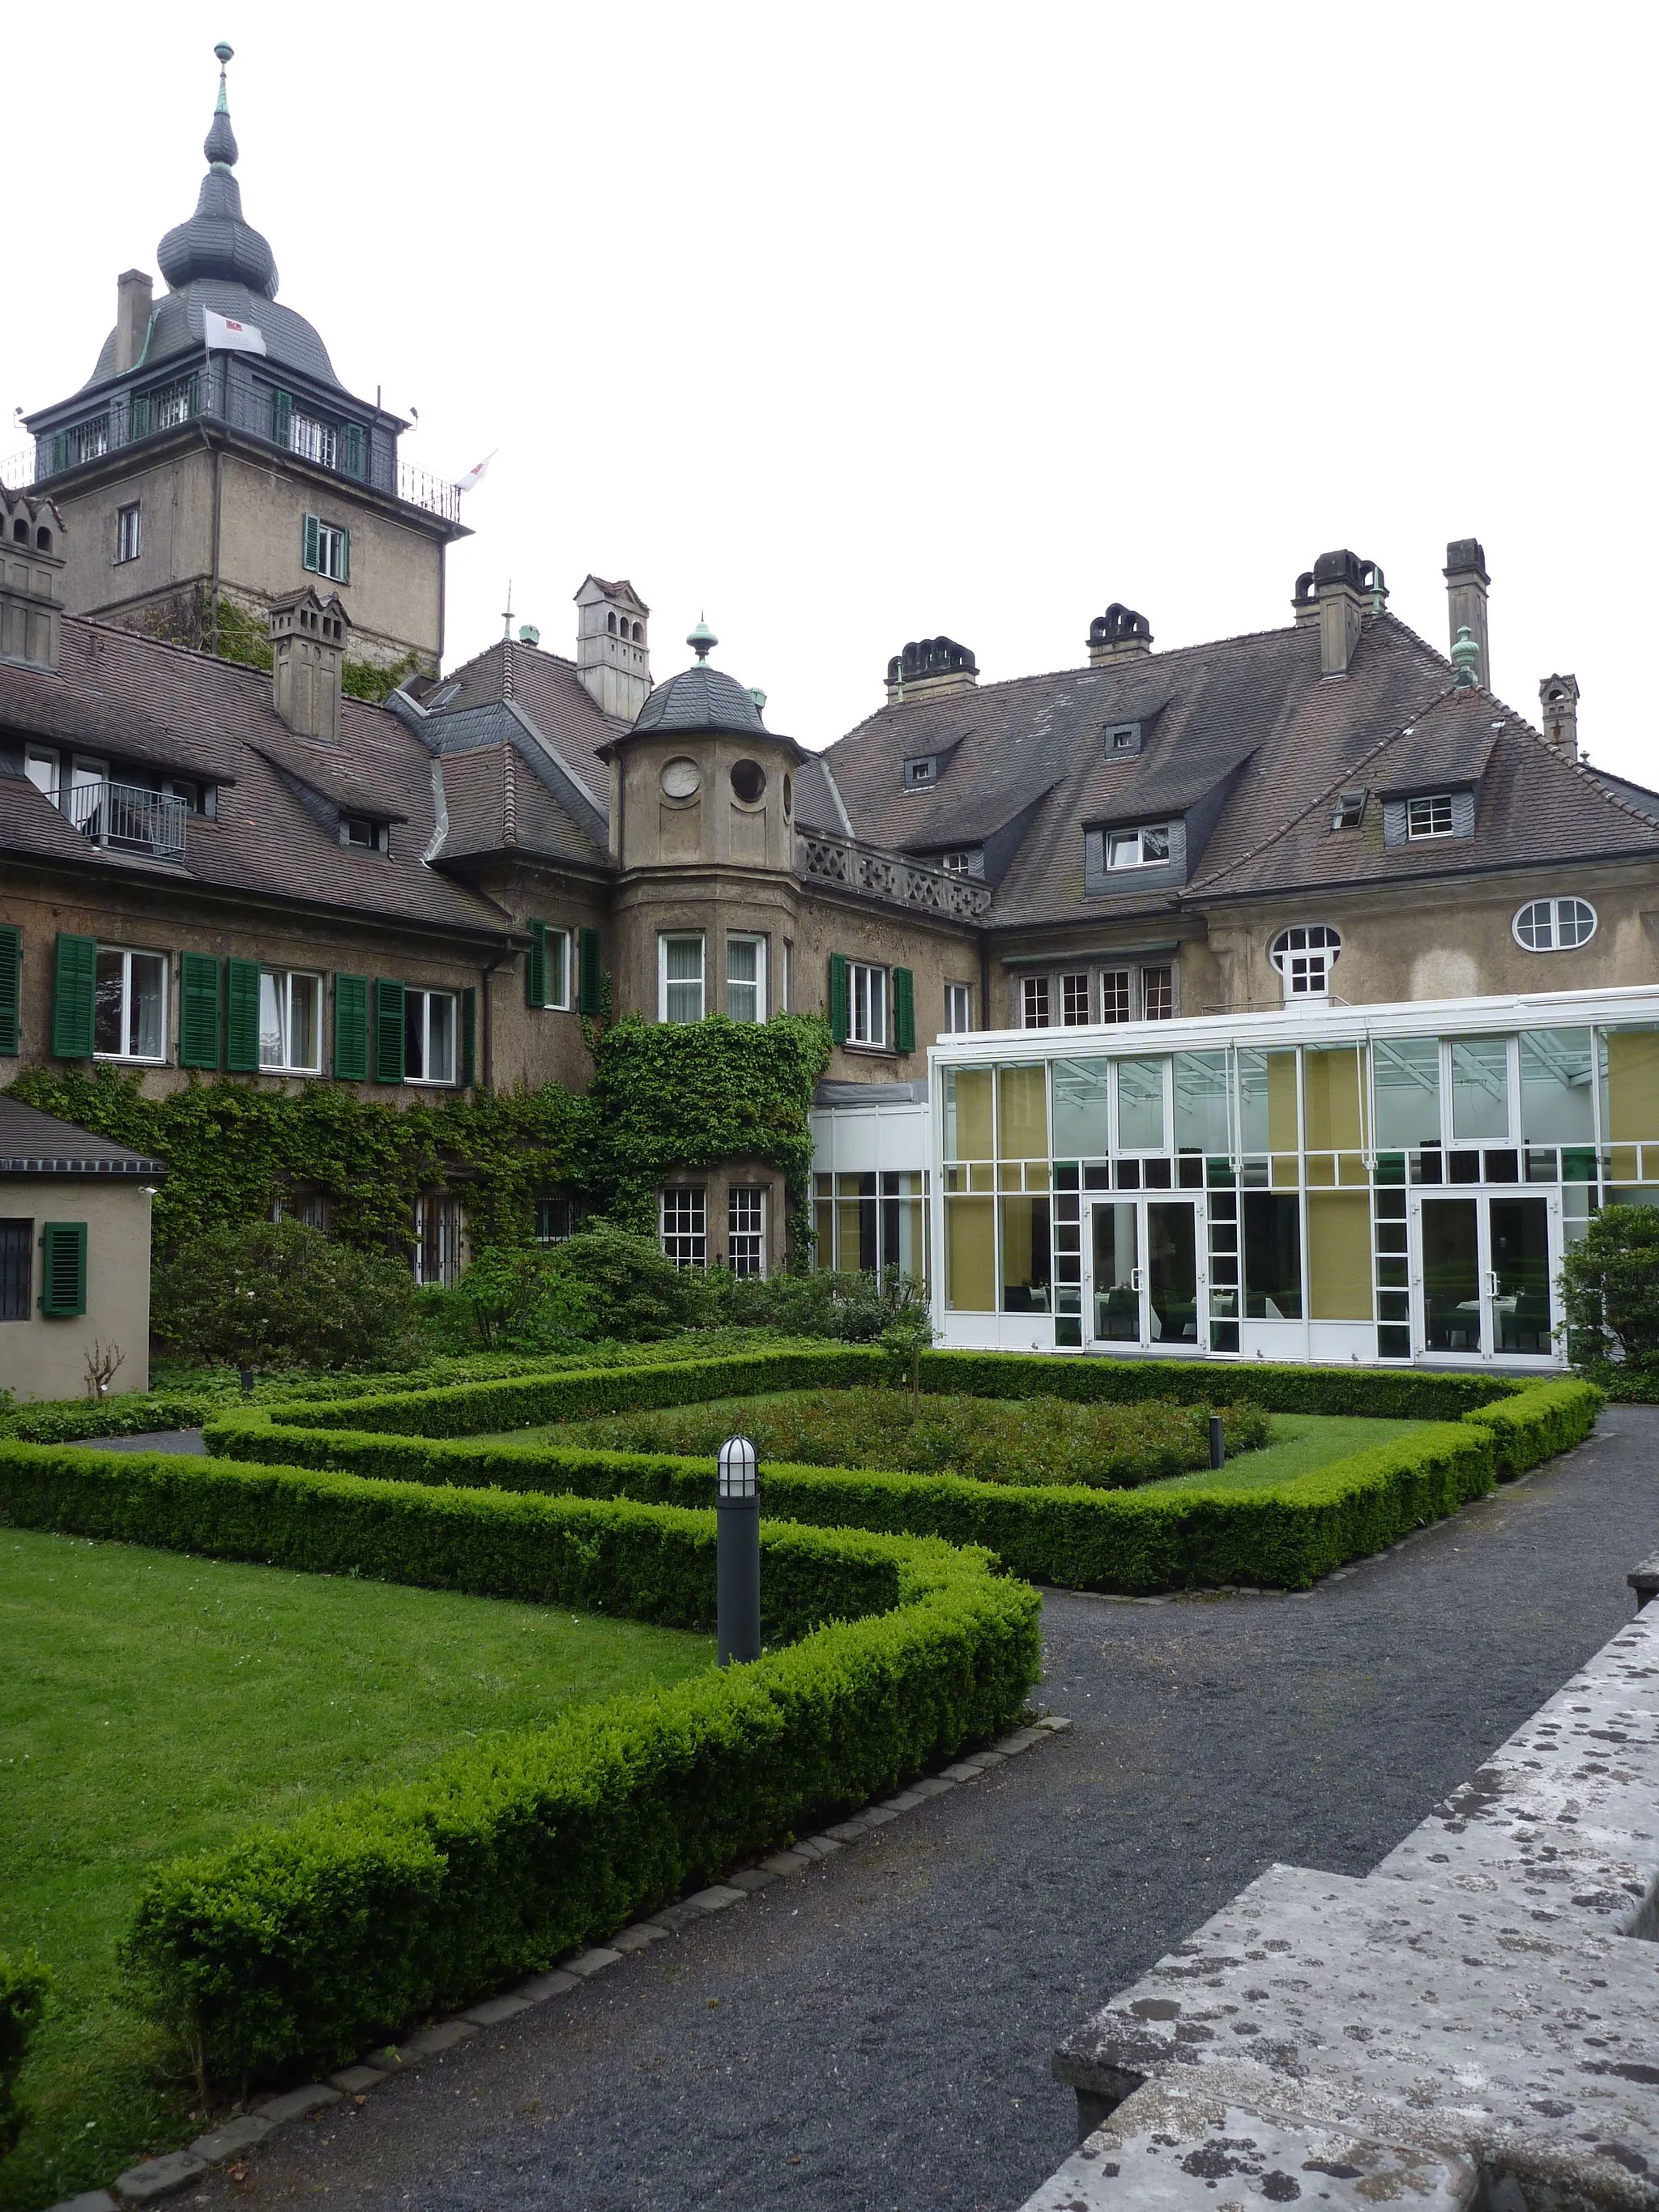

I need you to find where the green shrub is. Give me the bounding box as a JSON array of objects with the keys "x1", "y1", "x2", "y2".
[
  {"x1": 420, "y1": 1250, "x2": 600, "y2": 1353},
  {"x1": 0, "y1": 1393, "x2": 209, "y2": 1444},
  {"x1": 1560, "y1": 1204, "x2": 1659, "y2": 1366},
  {"x1": 152, "y1": 1220, "x2": 419, "y2": 1371},
  {"x1": 1461, "y1": 1376, "x2": 1602, "y2": 1477},
  {"x1": 558, "y1": 1388, "x2": 1272, "y2": 1490},
  {"x1": 0, "y1": 1950, "x2": 52, "y2": 2159},
  {"x1": 551, "y1": 1222, "x2": 713, "y2": 1340},
  {"x1": 708, "y1": 1266, "x2": 933, "y2": 1342}
]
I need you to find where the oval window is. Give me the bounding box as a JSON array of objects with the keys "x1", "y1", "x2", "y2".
[
  {"x1": 783, "y1": 774, "x2": 793, "y2": 816},
  {"x1": 1513, "y1": 897, "x2": 1597, "y2": 952},
  {"x1": 660, "y1": 757, "x2": 701, "y2": 800},
  {"x1": 730, "y1": 759, "x2": 766, "y2": 805},
  {"x1": 1269, "y1": 923, "x2": 1341, "y2": 995}
]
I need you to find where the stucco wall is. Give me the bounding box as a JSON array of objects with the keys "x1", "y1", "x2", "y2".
[
  {"x1": 51, "y1": 447, "x2": 216, "y2": 628},
  {"x1": 0, "y1": 1180, "x2": 152, "y2": 1401}
]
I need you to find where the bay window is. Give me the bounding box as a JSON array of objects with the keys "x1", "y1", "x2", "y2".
[
  {"x1": 727, "y1": 935, "x2": 766, "y2": 1022},
  {"x1": 660, "y1": 933, "x2": 706, "y2": 1023}
]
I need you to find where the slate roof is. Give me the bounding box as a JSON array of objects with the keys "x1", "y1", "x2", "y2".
[
  {"x1": 817, "y1": 612, "x2": 1659, "y2": 930},
  {"x1": 0, "y1": 617, "x2": 512, "y2": 936},
  {"x1": 0, "y1": 1097, "x2": 168, "y2": 1178},
  {"x1": 633, "y1": 663, "x2": 766, "y2": 738}
]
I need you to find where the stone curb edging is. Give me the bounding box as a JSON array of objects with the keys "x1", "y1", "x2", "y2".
[{"x1": 58, "y1": 1716, "x2": 1073, "y2": 2210}]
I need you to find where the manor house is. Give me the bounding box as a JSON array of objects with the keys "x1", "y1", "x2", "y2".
[{"x1": 3, "y1": 49, "x2": 1658, "y2": 1370}]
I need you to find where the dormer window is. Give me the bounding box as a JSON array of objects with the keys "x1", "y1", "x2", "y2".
[
  {"x1": 903, "y1": 756, "x2": 939, "y2": 790},
  {"x1": 1105, "y1": 722, "x2": 1141, "y2": 755},
  {"x1": 1405, "y1": 792, "x2": 1456, "y2": 839},
  {"x1": 1330, "y1": 786, "x2": 1367, "y2": 829},
  {"x1": 340, "y1": 814, "x2": 386, "y2": 852},
  {"x1": 1106, "y1": 823, "x2": 1171, "y2": 869},
  {"x1": 939, "y1": 849, "x2": 980, "y2": 876}
]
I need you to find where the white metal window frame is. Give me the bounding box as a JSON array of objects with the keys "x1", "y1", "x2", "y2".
[
  {"x1": 311, "y1": 519, "x2": 348, "y2": 582},
  {"x1": 115, "y1": 504, "x2": 141, "y2": 564},
  {"x1": 727, "y1": 933, "x2": 767, "y2": 1022},
  {"x1": 93, "y1": 945, "x2": 168, "y2": 1063},
  {"x1": 1021, "y1": 975, "x2": 1051, "y2": 1029},
  {"x1": 945, "y1": 982, "x2": 974, "y2": 1034},
  {"x1": 659, "y1": 932, "x2": 706, "y2": 1023},
  {"x1": 940, "y1": 850, "x2": 975, "y2": 875},
  {"x1": 1513, "y1": 897, "x2": 1597, "y2": 953},
  {"x1": 1105, "y1": 823, "x2": 1173, "y2": 869},
  {"x1": 258, "y1": 968, "x2": 323, "y2": 1074},
  {"x1": 1405, "y1": 792, "x2": 1456, "y2": 840},
  {"x1": 290, "y1": 412, "x2": 339, "y2": 469},
  {"x1": 1269, "y1": 923, "x2": 1342, "y2": 999},
  {"x1": 727, "y1": 1186, "x2": 766, "y2": 1276},
  {"x1": 544, "y1": 927, "x2": 573, "y2": 1010},
  {"x1": 403, "y1": 988, "x2": 458, "y2": 1085},
  {"x1": 23, "y1": 746, "x2": 58, "y2": 801},
  {"x1": 660, "y1": 1184, "x2": 708, "y2": 1267},
  {"x1": 848, "y1": 961, "x2": 887, "y2": 1047}
]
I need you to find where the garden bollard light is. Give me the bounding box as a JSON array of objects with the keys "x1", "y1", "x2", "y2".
[
  {"x1": 1209, "y1": 1413, "x2": 1226, "y2": 1470},
  {"x1": 716, "y1": 1435, "x2": 761, "y2": 1666}
]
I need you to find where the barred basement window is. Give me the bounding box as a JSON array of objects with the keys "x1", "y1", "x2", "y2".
[
  {"x1": 727, "y1": 1187, "x2": 766, "y2": 1276},
  {"x1": 661, "y1": 1186, "x2": 707, "y2": 1268},
  {"x1": 413, "y1": 1191, "x2": 463, "y2": 1285},
  {"x1": 535, "y1": 1197, "x2": 574, "y2": 1244}
]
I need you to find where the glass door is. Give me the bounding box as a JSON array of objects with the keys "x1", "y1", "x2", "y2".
[
  {"x1": 1089, "y1": 1198, "x2": 1203, "y2": 1349},
  {"x1": 1417, "y1": 1192, "x2": 1558, "y2": 1360}
]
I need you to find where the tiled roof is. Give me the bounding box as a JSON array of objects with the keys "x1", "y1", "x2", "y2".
[
  {"x1": 429, "y1": 639, "x2": 616, "y2": 808},
  {"x1": 0, "y1": 1096, "x2": 168, "y2": 1177}
]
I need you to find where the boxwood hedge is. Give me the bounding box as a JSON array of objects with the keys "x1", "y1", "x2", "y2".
[{"x1": 0, "y1": 1442, "x2": 1038, "y2": 2085}]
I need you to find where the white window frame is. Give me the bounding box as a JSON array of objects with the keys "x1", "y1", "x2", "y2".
[
  {"x1": 944, "y1": 982, "x2": 974, "y2": 1034},
  {"x1": 290, "y1": 411, "x2": 339, "y2": 470},
  {"x1": 1100, "y1": 968, "x2": 1132, "y2": 1023},
  {"x1": 258, "y1": 968, "x2": 323, "y2": 1074},
  {"x1": 940, "y1": 850, "x2": 975, "y2": 875},
  {"x1": 544, "y1": 927, "x2": 572, "y2": 1010},
  {"x1": 339, "y1": 814, "x2": 385, "y2": 852},
  {"x1": 93, "y1": 946, "x2": 168, "y2": 1064},
  {"x1": 1269, "y1": 923, "x2": 1342, "y2": 999},
  {"x1": 727, "y1": 933, "x2": 767, "y2": 1022},
  {"x1": 781, "y1": 939, "x2": 792, "y2": 1012},
  {"x1": 1021, "y1": 975, "x2": 1051, "y2": 1029},
  {"x1": 115, "y1": 503, "x2": 141, "y2": 564},
  {"x1": 1141, "y1": 964, "x2": 1176, "y2": 1020},
  {"x1": 1512, "y1": 897, "x2": 1597, "y2": 953},
  {"x1": 659, "y1": 932, "x2": 706, "y2": 1024},
  {"x1": 727, "y1": 1186, "x2": 766, "y2": 1276},
  {"x1": 1405, "y1": 792, "x2": 1456, "y2": 840},
  {"x1": 848, "y1": 961, "x2": 887, "y2": 1047},
  {"x1": 23, "y1": 746, "x2": 58, "y2": 802},
  {"x1": 311, "y1": 519, "x2": 348, "y2": 582},
  {"x1": 1060, "y1": 971, "x2": 1091, "y2": 1026},
  {"x1": 403, "y1": 988, "x2": 458, "y2": 1086},
  {"x1": 660, "y1": 1185, "x2": 707, "y2": 1268},
  {"x1": 1105, "y1": 823, "x2": 1172, "y2": 870},
  {"x1": 903, "y1": 757, "x2": 939, "y2": 790},
  {"x1": 152, "y1": 378, "x2": 194, "y2": 431}
]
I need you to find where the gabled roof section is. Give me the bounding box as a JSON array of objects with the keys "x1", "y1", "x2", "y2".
[{"x1": 420, "y1": 637, "x2": 616, "y2": 808}]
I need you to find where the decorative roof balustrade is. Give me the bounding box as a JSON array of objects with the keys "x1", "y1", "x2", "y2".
[{"x1": 795, "y1": 829, "x2": 992, "y2": 919}]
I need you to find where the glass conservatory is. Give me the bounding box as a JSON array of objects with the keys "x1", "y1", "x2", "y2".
[{"x1": 922, "y1": 985, "x2": 1659, "y2": 1367}]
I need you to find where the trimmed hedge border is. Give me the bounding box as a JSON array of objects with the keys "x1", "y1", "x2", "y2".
[
  {"x1": 206, "y1": 1356, "x2": 1603, "y2": 1595},
  {"x1": 0, "y1": 1443, "x2": 1039, "y2": 2085}
]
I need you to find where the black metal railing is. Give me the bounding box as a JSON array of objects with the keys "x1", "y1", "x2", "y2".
[{"x1": 66, "y1": 779, "x2": 188, "y2": 861}]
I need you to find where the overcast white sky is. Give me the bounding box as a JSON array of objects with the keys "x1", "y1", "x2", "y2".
[{"x1": 6, "y1": 2, "x2": 1655, "y2": 778}]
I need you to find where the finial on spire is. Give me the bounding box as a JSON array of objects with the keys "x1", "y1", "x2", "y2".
[
  {"x1": 1451, "y1": 624, "x2": 1481, "y2": 690},
  {"x1": 687, "y1": 613, "x2": 717, "y2": 662},
  {"x1": 205, "y1": 41, "x2": 238, "y2": 167}
]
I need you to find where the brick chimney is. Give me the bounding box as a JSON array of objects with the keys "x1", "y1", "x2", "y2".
[
  {"x1": 1086, "y1": 605, "x2": 1153, "y2": 666},
  {"x1": 113, "y1": 270, "x2": 154, "y2": 377},
  {"x1": 270, "y1": 588, "x2": 348, "y2": 743},
  {"x1": 1444, "y1": 539, "x2": 1491, "y2": 689},
  {"x1": 0, "y1": 490, "x2": 65, "y2": 671},
  {"x1": 885, "y1": 636, "x2": 978, "y2": 705},
  {"x1": 1539, "y1": 673, "x2": 1580, "y2": 761}
]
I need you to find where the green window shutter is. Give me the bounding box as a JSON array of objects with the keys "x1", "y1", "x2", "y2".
[
  {"x1": 460, "y1": 987, "x2": 477, "y2": 1088},
  {"x1": 302, "y1": 514, "x2": 320, "y2": 573},
  {"x1": 829, "y1": 953, "x2": 850, "y2": 1046},
  {"x1": 273, "y1": 388, "x2": 292, "y2": 446},
  {"x1": 374, "y1": 980, "x2": 406, "y2": 1083},
  {"x1": 50, "y1": 431, "x2": 68, "y2": 475},
  {"x1": 52, "y1": 933, "x2": 97, "y2": 1059},
  {"x1": 40, "y1": 1221, "x2": 87, "y2": 1319},
  {"x1": 131, "y1": 390, "x2": 151, "y2": 441},
  {"x1": 339, "y1": 528, "x2": 351, "y2": 584},
  {"x1": 893, "y1": 965, "x2": 916, "y2": 1054},
  {"x1": 343, "y1": 424, "x2": 366, "y2": 479},
  {"x1": 0, "y1": 925, "x2": 20, "y2": 1057},
  {"x1": 525, "y1": 919, "x2": 547, "y2": 1009},
  {"x1": 578, "y1": 928, "x2": 601, "y2": 1015},
  {"x1": 186, "y1": 373, "x2": 200, "y2": 417},
  {"x1": 224, "y1": 957, "x2": 262, "y2": 1073},
  {"x1": 333, "y1": 974, "x2": 369, "y2": 1080},
  {"x1": 178, "y1": 953, "x2": 222, "y2": 1070}
]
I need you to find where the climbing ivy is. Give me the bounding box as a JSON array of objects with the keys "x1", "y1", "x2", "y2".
[{"x1": 138, "y1": 589, "x2": 427, "y2": 703}]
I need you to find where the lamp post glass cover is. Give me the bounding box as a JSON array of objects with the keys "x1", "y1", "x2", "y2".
[{"x1": 718, "y1": 1435, "x2": 758, "y2": 1500}]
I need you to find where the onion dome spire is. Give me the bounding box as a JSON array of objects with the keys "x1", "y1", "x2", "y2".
[
  {"x1": 687, "y1": 614, "x2": 718, "y2": 661},
  {"x1": 156, "y1": 40, "x2": 279, "y2": 300}
]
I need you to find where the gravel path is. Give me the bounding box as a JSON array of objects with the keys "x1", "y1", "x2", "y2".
[{"x1": 176, "y1": 1408, "x2": 1659, "y2": 2212}]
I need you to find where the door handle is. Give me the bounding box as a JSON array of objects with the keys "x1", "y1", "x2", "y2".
[
  {"x1": 1130, "y1": 1266, "x2": 1143, "y2": 1292},
  {"x1": 1485, "y1": 1270, "x2": 1499, "y2": 1298}
]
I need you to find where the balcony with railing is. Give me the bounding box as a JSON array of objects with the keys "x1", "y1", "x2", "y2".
[
  {"x1": 10, "y1": 372, "x2": 462, "y2": 523},
  {"x1": 66, "y1": 779, "x2": 188, "y2": 861},
  {"x1": 795, "y1": 829, "x2": 992, "y2": 919}
]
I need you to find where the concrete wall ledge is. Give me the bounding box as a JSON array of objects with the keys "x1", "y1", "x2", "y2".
[{"x1": 1030, "y1": 1600, "x2": 1659, "y2": 2212}]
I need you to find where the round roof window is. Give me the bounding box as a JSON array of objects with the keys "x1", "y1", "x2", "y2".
[{"x1": 731, "y1": 759, "x2": 766, "y2": 805}]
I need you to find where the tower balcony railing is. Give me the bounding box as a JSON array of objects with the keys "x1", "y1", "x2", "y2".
[
  {"x1": 66, "y1": 779, "x2": 188, "y2": 861},
  {"x1": 795, "y1": 829, "x2": 992, "y2": 919},
  {"x1": 23, "y1": 374, "x2": 462, "y2": 523}
]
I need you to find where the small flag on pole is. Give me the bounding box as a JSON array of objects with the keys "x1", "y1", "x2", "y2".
[
  {"x1": 203, "y1": 307, "x2": 267, "y2": 355},
  {"x1": 455, "y1": 450, "x2": 497, "y2": 495}
]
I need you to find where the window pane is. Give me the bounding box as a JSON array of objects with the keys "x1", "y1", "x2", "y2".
[
  {"x1": 1060, "y1": 974, "x2": 1090, "y2": 1025},
  {"x1": 945, "y1": 1196, "x2": 996, "y2": 1311},
  {"x1": 1303, "y1": 1046, "x2": 1363, "y2": 1152},
  {"x1": 548, "y1": 931, "x2": 569, "y2": 1006},
  {"x1": 129, "y1": 954, "x2": 164, "y2": 1058},
  {"x1": 1373, "y1": 1036, "x2": 1441, "y2": 1149},
  {"x1": 664, "y1": 935, "x2": 703, "y2": 1023},
  {"x1": 1021, "y1": 976, "x2": 1051, "y2": 1028},
  {"x1": 94, "y1": 948, "x2": 125, "y2": 1055},
  {"x1": 1603, "y1": 1026, "x2": 1659, "y2": 1142},
  {"x1": 1238, "y1": 1049, "x2": 1297, "y2": 1153},
  {"x1": 666, "y1": 936, "x2": 702, "y2": 980},
  {"x1": 1100, "y1": 969, "x2": 1131, "y2": 1023},
  {"x1": 1142, "y1": 825, "x2": 1171, "y2": 861},
  {"x1": 1243, "y1": 1192, "x2": 1302, "y2": 1319},
  {"x1": 1520, "y1": 1028, "x2": 1594, "y2": 1143},
  {"x1": 1052, "y1": 1058, "x2": 1109, "y2": 1158},
  {"x1": 428, "y1": 994, "x2": 455, "y2": 1083},
  {"x1": 404, "y1": 991, "x2": 425, "y2": 1079},
  {"x1": 1307, "y1": 1191, "x2": 1372, "y2": 1319},
  {"x1": 1000, "y1": 1196, "x2": 1051, "y2": 1312},
  {"x1": 1174, "y1": 1051, "x2": 1230, "y2": 1153},
  {"x1": 291, "y1": 973, "x2": 320, "y2": 1068},
  {"x1": 997, "y1": 1064, "x2": 1048, "y2": 1159},
  {"x1": 1450, "y1": 1037, "x2": 1509, "y2": 1141},
  {"x1": 1118, "y1": 1059, "x2": 1166, "y2": 1149},
  {"x1": 259, "y1": 973, "x2": 284, "y2": 1068},
  {"x1": 727, "y1": 938, "x2": 761, "y2": 1022},
  {"x1": 945, "y1": 1068, "x2": 995, "y2": 1160}
]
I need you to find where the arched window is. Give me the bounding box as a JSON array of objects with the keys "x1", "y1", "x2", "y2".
[
  {"x1": 1513, "y1": 897, "x2": 1597, "y2": 952},
  {"x1": 607, "y1": 612, "x2": 617, "y2": 634},
  {"x1": 1269, "y1": 923, "x2": 1341, "y2": 996},
  {"x1": 11, "y1": 519, "x2": 26, "y2": 543},
  {"x1": 631, "y1": 621, "x2": 643, "y2": 642},
  {"x1": 34, "y1": 526, "x2": 51, "y2": 552}
]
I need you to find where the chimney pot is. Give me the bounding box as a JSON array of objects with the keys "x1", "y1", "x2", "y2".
[
  {"x1": 0, "y1": 488, "x2": 65, "y2": 671},
  {"x1": 1309, "y1": 548, "x2": 1382, "y2": 677},
  {"x1": 1539, "y1": 672, "x2": 1580, "y2": 761},
  {"x1": 1086, "y1": 604, "x2": 1154, "y2": 666},
  {"x1": 113, "y1": 269, "x2": 154, "y2": 378},
  {"x1": 885, "y1": 635, "x2": 979, "y2": 705},
  {"x1": 1444, "y1": 537, "x2": 1491, "y2": 690}
]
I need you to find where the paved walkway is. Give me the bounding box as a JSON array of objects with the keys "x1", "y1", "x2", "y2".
[
  {"x1": 77, "y1": 1429, "x2": 207, "y2": 1452},
  {"x1": 178, "y1": 1409, "x2": 1659, "y2": 2212}
]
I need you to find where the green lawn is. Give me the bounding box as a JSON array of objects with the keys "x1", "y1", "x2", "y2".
[
  {"x1": 1137, "y1": 1413, "x2": 1427, "y2": 1494},
  {"x1": 0, "y1": 1529, "x2": 713, "y2": 2211}
]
